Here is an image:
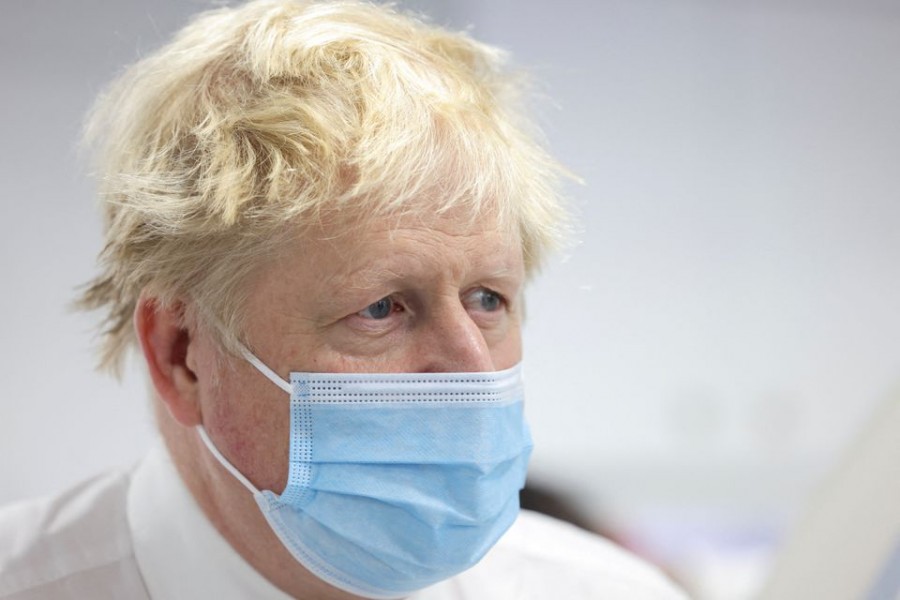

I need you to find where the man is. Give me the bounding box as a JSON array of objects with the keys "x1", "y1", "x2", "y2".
[{"x1": 0, "y1": 1, "x2": 686, "y2": 598}]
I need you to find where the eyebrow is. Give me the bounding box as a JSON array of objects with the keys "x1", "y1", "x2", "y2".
[{"x1": 333, "y1": 256, "x2": 524, "y2": 295}]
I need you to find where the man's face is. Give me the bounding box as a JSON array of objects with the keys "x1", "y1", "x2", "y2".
[{"x1": 190, "y1": 207, "x2": 526, "y2": 494}]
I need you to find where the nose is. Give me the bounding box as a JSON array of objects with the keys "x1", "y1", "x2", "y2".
[{"x1": 415, "y1": 301, "x2": 494, "y2": 373}]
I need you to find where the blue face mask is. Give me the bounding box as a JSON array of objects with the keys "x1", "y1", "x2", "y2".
[{"x1": 198, "y1": 348, "x2": 532, "y2": 599}]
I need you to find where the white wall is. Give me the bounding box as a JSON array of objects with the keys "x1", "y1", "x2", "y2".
[{"x1": 3, "y1": 1, "x2": 899, "y2": 595}]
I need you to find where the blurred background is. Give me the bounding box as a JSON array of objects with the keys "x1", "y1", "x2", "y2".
[{"x1": 2, "y1": 1, "x2": 899, "y2": 598}]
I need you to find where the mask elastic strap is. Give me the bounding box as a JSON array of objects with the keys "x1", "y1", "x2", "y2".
[
  {"x1": 238, "y1": 345, "x2": 292, "y2": 394},
  {"x1": 199, "y1": 307, "x2": 292, "y2": 394},
  {"x1": 197, "y1": 426, "x2": 261, "y2": 496}
]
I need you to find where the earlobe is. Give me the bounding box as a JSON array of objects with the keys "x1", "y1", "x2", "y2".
[{"x1": 134, "y1": 293, "x2": 203, "y2": 427}]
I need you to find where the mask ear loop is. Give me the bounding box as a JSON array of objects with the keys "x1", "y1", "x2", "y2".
[
  {"x1": 195, "y1": 337, "x2": 292, "y2": 495},
  {"x1": 195, "y1": 306, "x2": 292, "y2": 394},
  {"x1": 239, "y1": 345, "x2": 292, "y2": 394},
  {"x1": 197, "y1": 426, "x2": 261, "y2": 495}
]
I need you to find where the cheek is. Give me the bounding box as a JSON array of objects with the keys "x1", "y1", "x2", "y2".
[
  {"x1": 489, "y1": 320, "x2": 522, "y2": 370},
  {"x1": 206, "y1": 363, "x2": 293, "y2": 494}
]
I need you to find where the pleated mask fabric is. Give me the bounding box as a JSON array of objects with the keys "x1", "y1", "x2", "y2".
[{"x1": 198, "y1": 350, "x2": 532, "y2": 599}]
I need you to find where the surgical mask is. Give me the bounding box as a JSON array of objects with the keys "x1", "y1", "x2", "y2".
[{"x1": 197, "y1": 348, "x2": 532, "y2": 599}]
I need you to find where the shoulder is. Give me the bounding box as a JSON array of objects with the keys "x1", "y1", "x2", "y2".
[
  {"x1": 421, "y1": 510, "x2": 688, "y2": 600},
  {"x1": 0, "y1": 469, "x2": 148, "y2": 599}
]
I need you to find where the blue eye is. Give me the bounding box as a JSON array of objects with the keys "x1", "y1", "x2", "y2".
[
  {"x1": 470, "y1": 289, "x2": 503, "y2": 312},
  {"x1": 359, "y1": 297, "x2": 394, "y2": 319}
]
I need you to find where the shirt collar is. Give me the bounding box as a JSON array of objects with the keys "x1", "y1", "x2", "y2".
[{"x1": 126, "y1": 439, "x2": 294, "y2": 600}]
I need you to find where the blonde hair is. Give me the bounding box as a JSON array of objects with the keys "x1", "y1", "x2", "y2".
[{"x1": 79, "y1": 0, "x2": 571, "y2": 374}]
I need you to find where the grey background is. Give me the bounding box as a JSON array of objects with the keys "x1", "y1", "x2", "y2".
[{"x1": 3, "y1": 1, "x2": 899, "y2": 596}]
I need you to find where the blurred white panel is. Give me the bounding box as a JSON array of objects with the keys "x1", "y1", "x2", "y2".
[{"x1": 761, "y1": 388, "x2": 900, "y2": 599}]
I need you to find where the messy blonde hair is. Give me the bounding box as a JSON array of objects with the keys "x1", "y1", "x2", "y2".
[{"x1": 79, "y1": 0, "x2": 570, "y2": 374}]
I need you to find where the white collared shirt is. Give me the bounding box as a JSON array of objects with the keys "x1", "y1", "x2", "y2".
[{"x1": 0, "y1": 441, "x2": 686, "y2": 599}]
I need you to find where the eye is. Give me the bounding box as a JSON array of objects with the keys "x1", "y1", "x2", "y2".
[
  {"x1": 466, "y1": 288, "x2": 505, "y2": 313},
  {"x1": 357, "y1": 296, "x2": 397, "y2": 320}
]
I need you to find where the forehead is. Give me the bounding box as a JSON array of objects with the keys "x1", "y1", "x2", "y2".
[
  {"x1": 247, "y1": 208, "x2": 519, "y2": 308},
  {"x1": 294, "y1": 205, "x2": 523, "y2": 277}
]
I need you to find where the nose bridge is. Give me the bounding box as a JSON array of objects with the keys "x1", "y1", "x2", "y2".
[{"x1": 419, "y1": 300, "x2": 493, "y2": 373}]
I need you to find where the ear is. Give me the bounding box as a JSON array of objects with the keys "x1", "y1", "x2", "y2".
[{"x1": 134, "y1": 293, "x2": 203, "y2": 427}]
